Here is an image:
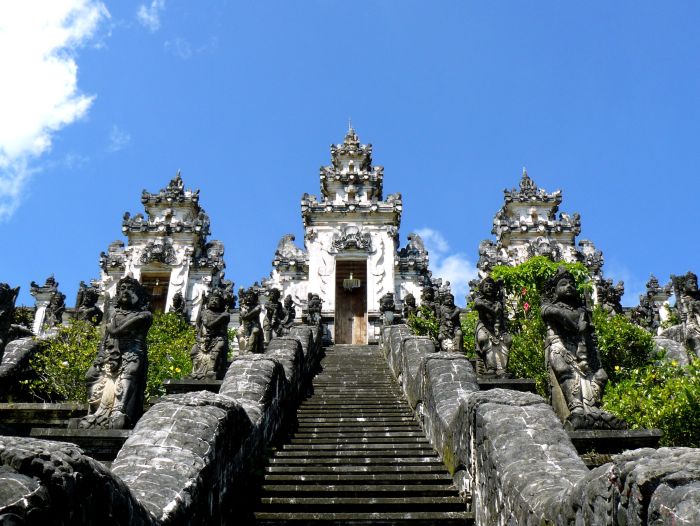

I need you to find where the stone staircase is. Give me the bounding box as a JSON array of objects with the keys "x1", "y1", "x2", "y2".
[{"x1": 254, "y1": 344, "x2": 473, "y2": 525}]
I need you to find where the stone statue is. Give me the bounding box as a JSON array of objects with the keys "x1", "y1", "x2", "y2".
[
  {"x1": 674, "y1": 271, "x2": 700, "y2": 356},
  {"x1": 402, "y1": 293, "x2": 417, "y2": 321},
  {"x1": 420, "y1": 284, "x2": 438, "y2": 319},
  {"x1": 189, "y1": 288, "x2": 229, "y2": 379},
  {"x1": 44, "y1": 290, "x2": 66, "y2": 328},
  {"x1": 379, "y1": 292, "x2": 397, "y2": 326},
  {"x1": 629, "y1": 293, "x2": 659, "y2": 333},
  {"x1": 75, "y1": 282, "x2": 103, "y2": 326},
  {"x1": 438, "y1": 293, "x2": 463, "y2": 352},
  {"x1": 596, "y1": 278, "x2": 624, "y2": 315},
  {"x1": 473, "y1": 277, "x2": 512, "y2": 378},
  {"x1": 80, "y1": 276, "x2": 152, "y2": 429},
  {"x1": 263, "y1": 288, "x2": 284, "y2": 343},
  {"x1": 237, "y1": 287, "x2": 263, "y2": 354},
  {"x1": 169, "y1": 291, "x2": 187, "y2": 319},
  {"x1": 541, "y1": 267, "x2": 626, "y2": 430},
  {"x1": 280, "y1": 295, "x2": 296, "y2": 334},
  {"x1": 306, "y1": 292, "x2": 323, "y2": 327}
]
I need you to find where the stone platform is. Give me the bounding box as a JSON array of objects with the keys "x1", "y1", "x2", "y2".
[
  {"x1": 29, "y1": 427, "x2": 131, "y2": 462},
  {"x1": 0, "y1": 402, "x2": 87, "y2": 435},
  {"x1": 568, "y1": 428, "x2": 663, "y2": 468}
]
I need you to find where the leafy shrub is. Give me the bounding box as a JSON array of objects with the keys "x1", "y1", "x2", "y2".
[
  {"x1": 487, "y1": 256, "x2": 591, "y2": 396},
  {"x1": 460, "y1": 308, "x2": 478, "y2": 359},
  {"x1": 592, "y1": 307, "x2": 656, "y2": 383},
  {"x1": 26, "y1": 319, "x2": 101, "y2": 402},
  {"x1": 603, "y1": 359, "x2": 700, "y2": 447},
  {"x1": 26, "y1": 312, "x2": 195, "y2": 403},
  {"x1": 408, "y1": 306, "x2": 439, "y2": 342},
  {"x1": 12, "y1": 306, "x2": 35, "y2": 329},
  {"x1": 146, "y1": 312, "x2": 195, "y2": 399}
]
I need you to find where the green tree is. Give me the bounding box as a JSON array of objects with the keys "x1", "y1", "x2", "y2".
[
  {"x1": 146, "y1": 312, "x2": 195, "y2": 399},
  {"x1": 27, "y1": 319, "x2": 101, "y2": 402}
]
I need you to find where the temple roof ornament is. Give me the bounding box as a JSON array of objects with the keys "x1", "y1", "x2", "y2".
[{"x1": 477, "y1": 168, "x2": 602, "y2": 277}]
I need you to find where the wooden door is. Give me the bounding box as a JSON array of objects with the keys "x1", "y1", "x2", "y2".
[
  {"x1": 140, "y1": 273, "x2": 170, "y2": 313},
  {"x1": 335, "y1": 260, "x2": 367, "y2": 344}
]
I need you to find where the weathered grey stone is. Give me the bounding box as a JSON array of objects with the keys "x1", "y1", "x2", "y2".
[
  {"x1": 266, "y1": 337, "x2": 304, "y2": 399},
  {"x1": 654, "y1": 336, "x2": 691, "y2": 366},
  {"x1": 385, "y1": 324, "x2": 412, "y2": 380},
  {"x1": 0, "y1": 436, "x2": 155, "y2": 525},
  {"x1": 467, "y1": 389, "x2": 588, "y2": 525},
  {"x1": 111, "y1": 390, "x2": 250, "y2": 524},
  {"x1": 0, "y1": 338, "x2": 40, "y2": 394},
  {"x1": 420, "y1": 353, "x2": 478, "y2": 476},
  {"x1": 399, "y1": 335, "x2": 436, "y2": 409}
]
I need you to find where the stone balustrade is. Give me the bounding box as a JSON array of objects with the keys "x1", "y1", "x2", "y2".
[
  {"x1": 381, "y1": 324, "x2": 700, "y2": 525},
  {"x1": 0, "y1": 325, "x2": 322, "y2": 525}
]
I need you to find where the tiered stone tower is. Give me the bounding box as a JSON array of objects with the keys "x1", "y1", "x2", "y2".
[
  {"x1": 265, "y1": 128, "x2": 429, "y2": 344},
  {"x1": 97, "y1": 172, "x2": 226, "y2": 322},
  {"x1": 477, "y1": 169, "x2": 604, "y2": 279}
]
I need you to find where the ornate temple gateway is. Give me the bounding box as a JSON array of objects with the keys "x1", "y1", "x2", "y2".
[
  {"x1": 96, "y1": 173, "x2": 226, "y2": 322},
  {"x1": 477, "y1": 168, "x2": 604, "y2": 278},
  {"x1": 264, "y1": 128, "x2": 429, "y2": 344}
]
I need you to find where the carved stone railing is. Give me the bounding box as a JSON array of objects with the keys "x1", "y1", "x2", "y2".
[
  {"x1": 0, "y1": 325, "x2": 322, "y2": 525},
  {"x1": 382, "y1": 324, "x2": 700, "y2": 525}
]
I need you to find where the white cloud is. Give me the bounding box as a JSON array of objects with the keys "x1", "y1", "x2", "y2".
[
  {"x1": 164, "y1": 37, "x2": 192, "y2": 60},
  {"x1": 415, "y1": 228, "x2": 477, "y2": 305},
  {"x1": 136, "y1": 0, "x2": 166, "y2": 32},
  {"x1": 108, "y1": 125, "x2": 131, "y2": 152},
  {"x1": 0, "y1": 0, "x2": 109, "y2": 220}
]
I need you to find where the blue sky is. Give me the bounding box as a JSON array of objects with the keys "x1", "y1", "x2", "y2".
[{"x1": 1, "y1": 1, "x2": 698, "y2": 307}]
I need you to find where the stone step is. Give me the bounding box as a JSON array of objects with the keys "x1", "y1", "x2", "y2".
[
  {"x1": 258, "y1": 496, "x2": 465, "y2": 511},
  {"x1": 296, "y1": 417, "x2": 416, "y2": 424},
  {"x1": 254, "y1": 511, "x2": 472, "y2": 525},
  {"x1": 292, "y1": 430, "x2": 425, "y2": 440},
  {"x1": 284, "y1": 443, "x2": 430, "y2": 451},
  {"x1": 265, "y1": 468, "x2": 446, "y2": 474},
  {"x1": 273, "y1": 449, "x2": 438, "y2": 458},
  {"x1": 264, "y1": 473, "x2": 453, "y2": 484},
  {"x1": 268, "y1": 457, "x2": 443, "y2": 466},
  {"x1": 290, "y1": 437, "x2": 429, "y2": 445},
  {"x1": 260, "y1": 484, "x2": 457, "y2": 496},
  {"x1": 296, "y1": 423, "x2": 421, "y2": 431}
]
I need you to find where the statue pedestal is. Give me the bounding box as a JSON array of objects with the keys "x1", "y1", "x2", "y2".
[
  {"x1": 0, "y1": 402, "x2": 87, "y2": 436},
  {"x1": 29, "y1": 427, "x2": 130, "y2": 464},
  {"x1": 477, "y1": 378, "x2": 537, "y2": 393},
  {"x1": 163, "y1": 378, "x2": 222, "y2": 395},
  {"x1": 568, "y1": 429, "x2": 663, "y2": 468}
]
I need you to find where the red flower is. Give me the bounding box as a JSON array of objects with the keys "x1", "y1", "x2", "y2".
[
  {"x1": 523, "y1": 302, "x2": 530, "y2": 312},
  {"x1": 521, "y1": 287, "x2": 527, "y2": 296}
]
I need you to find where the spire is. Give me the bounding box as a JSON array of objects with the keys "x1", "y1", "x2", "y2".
[{"x1": 519, "y1": 166, "x2": 536, "y2": 193}]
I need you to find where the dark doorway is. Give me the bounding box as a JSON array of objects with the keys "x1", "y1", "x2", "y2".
[
  {"x1": 335, "y1": 260, "x2": 367, "y2": 344},
  {"x1": 140, "y1": 273, "x2": 170, "y2": 313}
]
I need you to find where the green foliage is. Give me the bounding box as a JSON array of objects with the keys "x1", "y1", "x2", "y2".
[
  {"x1": 26, "y1": 319, "x2": 101, "y2": 402},
  {"x1": 508, "y1": 314, "x2": 549, "y2": 396},
  {"x1": 661, "y1": 307, "x2": 681, "y2": 330},
  {"x1": 603, "y1": 359, "x2": 700, "y2": 447},
  {"x1": 11, "y1": 306, "x2": 35, "y2": 329},
  {"x1": 460, "y1": 308, "x2": 478, "y2": 358},
  {"x1": 408, "y1": 306, "x2": 439, "y2": 342},
  {"x1": 592, "y1": 307, "x2": 656, "y2": 383},
  {"x1": 486, "y1": 257, "x2": 591, "y2": 396},
  {"x1": 227, "y1": 327, "x2": 238, "y2": 361},
  {"x1": 146, "y1": 312, "x2": 195, "y2": 399}
]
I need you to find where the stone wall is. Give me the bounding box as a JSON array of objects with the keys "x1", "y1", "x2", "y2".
[
  {"x1": 0, "y1": 327, "x2": 322, "y2": 526},
  {"x1": 382, "y1": 324, "x2": 700, "y2": 525}
]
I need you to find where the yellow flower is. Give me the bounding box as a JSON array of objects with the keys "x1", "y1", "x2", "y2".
[
  {"x1": 671, "y1": 360, "x2": 678, "y2": 367},
  {"x1": 175, "y1": 367, "x2": 181, "y2": 373},
  {"x1": 614, "y1": 365, "x2": 621, "y2": 371}
]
